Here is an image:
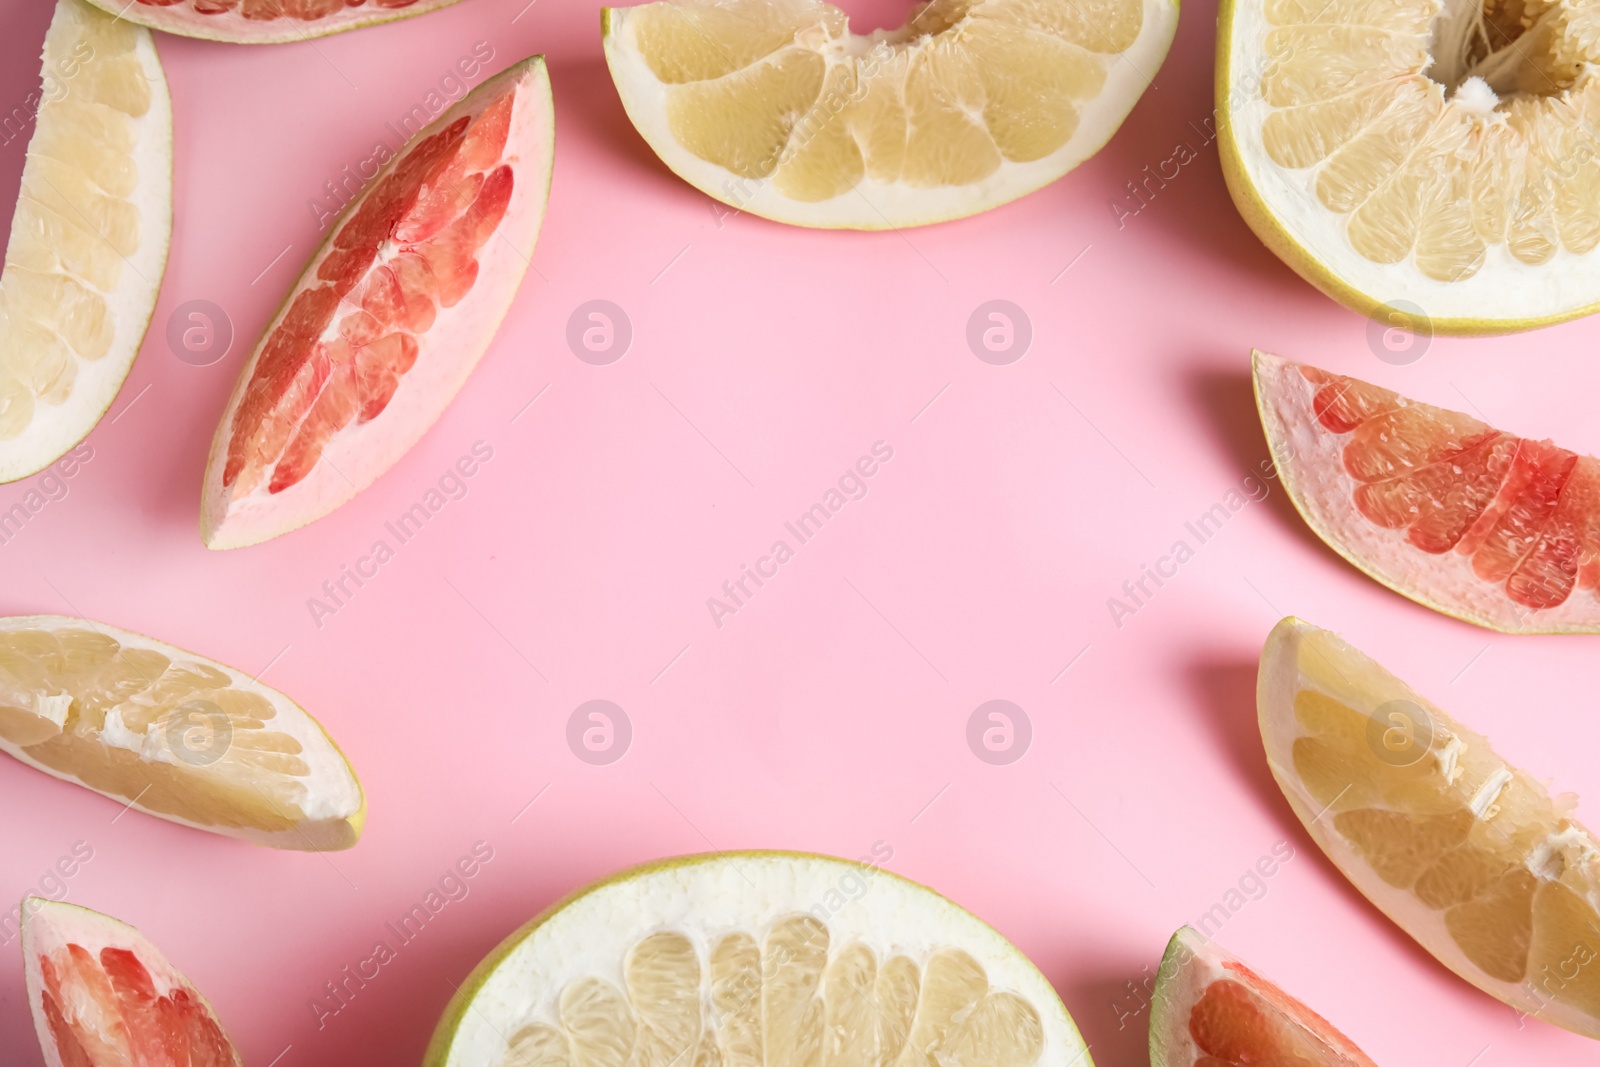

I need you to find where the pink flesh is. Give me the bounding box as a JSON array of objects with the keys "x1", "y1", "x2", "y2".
[
  {"x1": 134, "y1": 0, "x2": 422, "y2": 18},
  {"x1": 223, "y1": 92, "x2": 516, "y2": 497},
  {"x1": 1187, "y1": 960, "x2": 1377, "y2": 1066}
]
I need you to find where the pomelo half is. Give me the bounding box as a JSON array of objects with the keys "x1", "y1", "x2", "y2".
[
  {"x1": 81, "y1": 0, "x2": 464, "y2": 45},
  {"x1": 1149, "y1": 926, "x2": 1378, "y2": 1066},
  {"x1": 602, "y1": 0, "x2": 1178, "y2": 229},
  {"x1": 0, "y1": 614, "x2": 363, "y2": 850},
  {"x1": 423, "y1": 850, "x2": 1091, "y2": 1067},
  {"x1": 23, "y1": 898, "x2": 241, "y2": 1067},
  {"x1": 200, "y1": 57, "x2": 553, "y2": 548},
  {"x1": 0, "y1": 0, "x2": 172, "y2": 484},
  {"x1": 1260, "y1": 616, "x2": 1600, "y2": 1039},
  {"x1": 1255, "y1": 350, "x2": 1600, "y2": 633},
  {"x1": 1218, "y1": 0, "x2": 1600, "y2": 333}
]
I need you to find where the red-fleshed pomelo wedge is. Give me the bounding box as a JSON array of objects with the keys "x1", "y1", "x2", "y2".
[
  {"x1": 1150, "y1": 927, "x2": 1378, "y2": 1067},
  {"x1": 1255, "y1": 350, "x2": 1600, "y2": 634},
  {"x1": 82, "y1": 0, "x2": 464, "y2": 45},
  {"x1": 23, "y1": 898, "x2": 241, "y2": 1067},
  {"x1": 200, "y1": 57, "x2": 552, "y2": 549}
]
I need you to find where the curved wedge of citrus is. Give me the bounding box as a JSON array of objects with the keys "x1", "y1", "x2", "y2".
[
  {"x1": 1149, "y1": 927, "x2": 1378, "y2": 1066},
  {"x1": 602, "y1": 0, "x2": 1178, "y2": 229},
  {"x1": 0, "y1": 0, "x2": 172, "y2": 484},
  {"x1": 0, "y1": 615, "x2": 363, "y2": 850},
  {"x1": 1255, "y1": 350, "x2": 1600, "y2": 634},
  {"x1": 1219, "y1": 0, "x2": 1600, "y2": 333},
  {"x1": 424, "y1": 851, "x2": 1091, "y2": 1067},
  {"x1": 24, "y1": 899, "x2": 242, "y2": 1067},
  {"x1": 1260, "y1": 616, "x2": 1600, "y2": 1039},
  {"x1": 200, "y1": 57, "x2": 553, "y2": 549},
  {"x1": 80, "y1": 0, "x2": 463, "y2": 45}
]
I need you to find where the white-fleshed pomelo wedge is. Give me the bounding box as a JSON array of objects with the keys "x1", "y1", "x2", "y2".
[
  {"x1": 200, "y1": 57, "x2": 553, "y2": 549},
  {"x1": 0, "y1": 0, "x2": 172, "y2": 483},
  {"x1": 602, "y1": 0, "x2": 1178, "y2": 229},
  {"x1": 1260, "y1": 617, "x2": 1600, "y2": 1039},
  {"x1": 1219, "y1": 0, "x2": 1600, "y2": 333},
  {"x1": 424, "y1": 851, "x2": 1091, "y2": 1067},
  {"x1": 1255, "y1": 350, "x2": 1600, "y2": 633},
  {"x1": 0, "y1": 615, "x2": 363, "y2": 850},
  {"x1": 24, "y1": 899, "x2": 242, "y2": 1067},
  {"x1": 80, "y1": 0, "x2": 464, "y2": 45},
  {"x1": 1149, "y1": 927, "x2": 1378, "y2": 1066}
]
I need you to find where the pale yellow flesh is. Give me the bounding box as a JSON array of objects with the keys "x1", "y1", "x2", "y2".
[{"x1": 497, "y1": 920, "x2": 1043, "y2": 1067}]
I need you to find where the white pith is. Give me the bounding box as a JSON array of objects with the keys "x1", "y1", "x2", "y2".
[
  {"x1": 0, "y1": 614, "x2": 362, "y2": 849},
  {"x1": 1253, "y1": 349, "x2": 1600, "y2": 634},
  {"x1": 602, "y1": 1, "x2": 1179, "y2": 229},
  {"x1": 79, "y1": 0, "x2": 462, "y2": 45},
  {"x1": 1148, "y1": 927, "x2": 1226, "y2": 1067},
  {"x1": 0, "y1": 0, "x2": 172, "y2": 484},
  {"x1": 427, "y1": 853, "x2": 1091, "y2": 1067},
  {"x1": 199, "y1": 59, "x2": 553, "y2": 550}
]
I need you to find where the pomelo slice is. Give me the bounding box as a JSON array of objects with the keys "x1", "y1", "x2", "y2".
[
  {"x1": 423, "y1": 850, "x2": 1091, "y2": 1067},
  {"x1": 81, "y1": 0, "x2": 464, "y2": 45},
  {"x1": 601, "y1": 0, "x2": 1179, "y2": 229},
  {"x1": 200, "y1": 57, "x2": 553, "y2": 549},
  {"x1": 0, "y1": 614, "x2": 363, "y2": 850},
  {"x1": 1149, "y1": 927, "x2": 1378, "y2": 1066},
  {"x1": 23, "y1": 898, "x2": 241, "y2": 1067},
  {"x1": 1218, "y1": 0, "x2": 1600, "y2": 333},
  {"x1": 0, "y1": 0, "x2": 172, "y2": 484},
  {"x1": 1255, "y1": 350, "x2": 1600, "y2": 634},
  {"x1": 1260, "y1": 616, "x2": 1600, "y2": 1039}
]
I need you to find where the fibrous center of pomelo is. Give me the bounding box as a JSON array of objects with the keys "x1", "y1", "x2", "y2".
[
  {"x1": 497, "y1": 917, "x2": 1043, "y2": 1067},
  {"x1": 132, "y1": 0, "x2": 421, "y2": 23},
  {"x1": 222, "y1": 92, "x2": 515, "y2": 499},
  {"x1": 625, "y1": 0, "x2": 1142, "y2": 201},
  {"x1": 1257, "y1": 0, "x2": 1600, "y2": 281},
  {"x1": 38, "y1": 942, "x2": 233, "y2": 1066},
  {"x1": 1300, "y1": 365, "x2": 1600, "y2": 614}
]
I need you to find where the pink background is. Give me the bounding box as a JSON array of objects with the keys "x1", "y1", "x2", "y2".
[{"x1": 2, "y1": 0, "x2": 1599, "y2": 1063}]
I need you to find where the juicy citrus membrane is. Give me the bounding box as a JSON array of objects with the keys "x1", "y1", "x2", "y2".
[
  {"x1": 1149, "y1": 927, "x2": 1378, "y2": 1066},
  {"x1": 1219, "y1": 0, "x2": 1600, "y2": 331},
  {"x1": 1255, "y1": 350, "x2": 1600, "y2": 633},
  {"x1": 602, "y1": 0, "x2": 1179, "y2": 229},
  {"x1": 80, "y1": 0, "x2": 463, "y2": 44},
  {"x1": 0, "y1": 0, "x2": 172, "y2": 483},
  {"x1": 0, "y1": 615, "x2": 363, "y2": 849},
  {"x1": 423, "y1": 852, "x2": 1090, "y2": 1067},
  {"x1": 1259, "y1": 617, "x2": 1600, "y2": 1039},
  {"x1": 23, "y1": 899, "x2": 241, "y2": 1067},
  {"x1": 200, "y1": 57, "x2": 553, "y2": 549}
]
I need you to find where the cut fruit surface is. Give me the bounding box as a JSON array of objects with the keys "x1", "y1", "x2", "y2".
[
  {"x1": 423, "y1": 851, "x2": 1090, "y2": 1067},
  {"x1": 1255, "y1": 350, "x2": 1600, "y2": 633},
  {"x1": 602, "y1": 0, "x2": 1178, "y2": 229},
  {"x1": 1259, "y1": 617, "x2": 1600, "y2": 1039},
  {"x1": 1219, "y1": 0, "x2": 1600, "y2": 332},
  {"x1": 1149, "y1": 927, "x2": 1378, "y2": 1066},
  {"x1": 200, "y1": 57, "x2": 552, "y2": 549},
  {"x1": 0, "y1": 614, "x2": 363, "y2": 849},
  {"x1": 23, "y1": 899, "x2": 241, "y2": 1067},
  {"x1": 81, "y1": 0, "x2": 464, "y2": 44},
  {"x1": 0, "y1": 0, "x2": 172, "y2": 483}
]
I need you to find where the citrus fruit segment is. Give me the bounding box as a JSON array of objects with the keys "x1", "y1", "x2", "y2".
[
  {"x1": 601, "y1": 0, "x2": 1178, "y2": 229},
  {"x1": 1260, "y1": 617, "x2": 1600, "y2": 1038},
  {"x1": 23, "y1": 898, "x2": 242, "y2": 1067},
  {"x1": 80, "y1": 0, "x2": 464, "y2": 45},
  {"x1": 1254, "y1": 350, "x2": 1600, "y2": 633},
  {"x1": 423, "y1": 851, "x2": 1091, "y2": 1067},
  {"x1": 1149, "y1": 927, "x2": 1378, "y2": 1066},
  {"x1": 0, "y1": 0, "x2": 172, "y2": 484},
  {"x1": 199, "y1": 58, "x2": 552, "y2": 549},
  {"x1": 1219, "y1": 0, "x2": 1600, "y2": 333},
  {"x1": 0, "y1": 615, "x2": 363, "y2": 850}
]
